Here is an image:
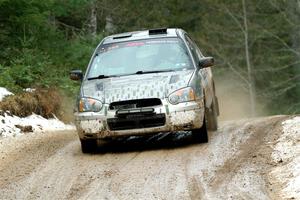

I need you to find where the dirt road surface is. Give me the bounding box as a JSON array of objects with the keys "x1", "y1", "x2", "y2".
[{"x1": 0, "y1": 115, "x2": 291, "y2": 199}]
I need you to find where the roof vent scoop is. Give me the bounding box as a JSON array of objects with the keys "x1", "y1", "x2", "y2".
[
  {"x1": 149, "y1": 28, "x2": 167, "y2": 35},
  {"x1": 113, "y1": 34, "x2": 132, "y2": 39}
]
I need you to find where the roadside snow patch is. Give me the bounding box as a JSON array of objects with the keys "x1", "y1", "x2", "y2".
[
  {"x1": 0, "y1": 87, "x2": 75, "y2": 137},
  {"x1": 271, "y1": 116, "x2": 300, "y2": 199},
  {"x1": 23, "y1": 88, "x2": 36, "y2": 92},
  {"x1": 0, "y1": 112, "x2": 75, "y2": 137},
  {"x1": 0, "y1": 87, "x2": 13, "y2": 101}
]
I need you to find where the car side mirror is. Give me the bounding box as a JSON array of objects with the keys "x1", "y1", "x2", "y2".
[
  {"x1": 198, "y1": 57, "x2": 214, "y2": 69},
  {"x1": 70, "y1": 70, "x2": 83, "y2": 81}
]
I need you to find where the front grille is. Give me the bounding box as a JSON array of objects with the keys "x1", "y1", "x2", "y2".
[
  {"x1": 107, "y1": 113, "x2": 166, "y2": 131},
  {"x1": 109, "y1": 98, "x2": 162, "y2": 110}
]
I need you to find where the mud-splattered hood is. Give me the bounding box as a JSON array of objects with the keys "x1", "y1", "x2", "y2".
[{"x1": 81, "y1": 70, "x2": 194, "y2": 104}]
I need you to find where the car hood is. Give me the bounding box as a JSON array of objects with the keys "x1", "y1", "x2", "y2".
[{"x1": 81, "y1": 69, "x2": 194, "y2": 104}]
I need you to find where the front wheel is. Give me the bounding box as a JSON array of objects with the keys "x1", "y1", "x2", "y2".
[
  {"x1": 207, "y1": 97, "x2": 218, "y2": 131},
  {"x1": 80, "y1": 139, "x2": 97, "y2": 154},
  {"x1": 191, "y1": 117, "x2": 208, "y2": 143}
]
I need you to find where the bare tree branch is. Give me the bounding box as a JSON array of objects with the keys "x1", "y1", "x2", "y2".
[
  {"x1": 261, "y1": 28, "x2": 300, "y2": 56},
  {"x1": 224, "y1": 6, "x2": 245, "y2": 34}
]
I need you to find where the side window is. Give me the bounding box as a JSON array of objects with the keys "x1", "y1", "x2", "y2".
[
  {"x1": 185, "y1": 35, "x2": 204, "y2": 61},
  {"x1": 185, "y1": 35, "x2": 199, "y2": 65},
  {"x1": 194, "y1": 43, "x2": 204, "y2": 58}
]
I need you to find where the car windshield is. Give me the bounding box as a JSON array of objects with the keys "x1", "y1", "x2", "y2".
[{"x1": 87, "y1": 38, "x2": 193, "y2": 78}]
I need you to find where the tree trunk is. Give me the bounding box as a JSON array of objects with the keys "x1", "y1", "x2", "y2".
[
  {"x1": 89, "y1": 1, "x2": 97, "y2": 37},
  {"x1": 105, "y1": 15, "x2": 115, "y2": 34},
  {"x1": 242, "y1": 0, "x2": 256, "y2": 117},
  {"x1": 290, "y1": 0, "x2": 300, "y2": 109}
]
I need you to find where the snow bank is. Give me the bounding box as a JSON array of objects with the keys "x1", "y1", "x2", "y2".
[
  {"x1": 0, "y1": 112, "x2": 75, "y2": 137},
  {"x1": 271, "y1": 116, "x2": 300, "y2": 199},
  {"x1": 0, "y1": 87, "x2": 13, "y2": 101},
  {"x1": 0, "y1": 87, "x2": 75, "y2": 137}
]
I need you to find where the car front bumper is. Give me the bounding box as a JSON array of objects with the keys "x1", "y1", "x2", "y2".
[{"x1": 74, "y1": 99, "x2": 205, "y2": 139}]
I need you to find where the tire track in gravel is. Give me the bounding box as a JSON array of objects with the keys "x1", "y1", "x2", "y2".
[
  {"x1": 209, "y1": 116, "x2": 285, "y2": 189},
  {"x1": 0, "y1": 131, "x2": 76, "y2": 187}
]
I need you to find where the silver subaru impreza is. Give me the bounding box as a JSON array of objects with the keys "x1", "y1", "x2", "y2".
[{"x1": 70, "y1": 28, "x2": 219, "y2": 153}]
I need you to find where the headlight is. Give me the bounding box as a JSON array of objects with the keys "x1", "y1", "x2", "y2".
[
  {"x1": 78, "y1": 97, "x2": 103, "y2": 112},
  {"x1": 168, "y1": 87, "x2": 196, "y2": 105}
]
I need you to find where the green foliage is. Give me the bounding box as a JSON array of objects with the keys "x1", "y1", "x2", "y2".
[
  {"x1": 0, "y1": 0, "x2": 105, "y2": 97},
  {"x1": 0, "y1": 49, "x2": 50, "y2": 91}
]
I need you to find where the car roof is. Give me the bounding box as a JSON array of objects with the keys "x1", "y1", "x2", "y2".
[{"x1": 102, "y1": 28, "x2": 185, "y2": 45}]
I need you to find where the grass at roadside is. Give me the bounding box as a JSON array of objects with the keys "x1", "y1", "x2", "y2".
[{"x1": 0, "y1": 88, "x2": 73, "y2": 121}]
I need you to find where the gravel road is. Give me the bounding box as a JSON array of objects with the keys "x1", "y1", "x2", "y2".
[{"x1": 0, "y1": 115, "x2": 289, "y2": 200}]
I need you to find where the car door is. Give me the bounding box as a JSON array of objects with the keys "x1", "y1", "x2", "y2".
[
  {"x1": 193, "y1": 39, "x2": 215, "y2": 104},
  {"x1": 184, "y1": 34, "x2": 213, "y2": 107}
]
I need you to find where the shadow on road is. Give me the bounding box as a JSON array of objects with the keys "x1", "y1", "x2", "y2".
[{"x1": 95, "y1": 131, "x2": 207, "y2": 154}]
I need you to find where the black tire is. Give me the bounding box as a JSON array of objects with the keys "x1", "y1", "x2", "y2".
[
  {"x1": 80, "y1": 139, "x2": 97, "y2": 154},
  {"x1": 192, "y1": 117, "x2": 208, "y2": 143},
  {"x1": 215, "y1": 96, "x2": 220, "y2": 116},
  {"x1": 97, "y1": 139, "x2": 110, "y2": 153},
  {"x1": 207, "y1": 97, "x2": 218, "y2": 131}
]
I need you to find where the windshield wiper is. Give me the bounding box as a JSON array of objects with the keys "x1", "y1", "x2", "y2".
[
  {"x1": 135, "y1": 69, "x2": 175, "y2": 74},
  {"x1": 88, "y1": 69, "x2": 175, "y2": 80},
  {"x1": 87, "y1": 74, "x2": 117, "y2": 80}
]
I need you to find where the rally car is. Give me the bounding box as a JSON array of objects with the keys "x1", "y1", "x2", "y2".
[{"x1": 70, "y1": 28, "x2": 219, "y2": 153}]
